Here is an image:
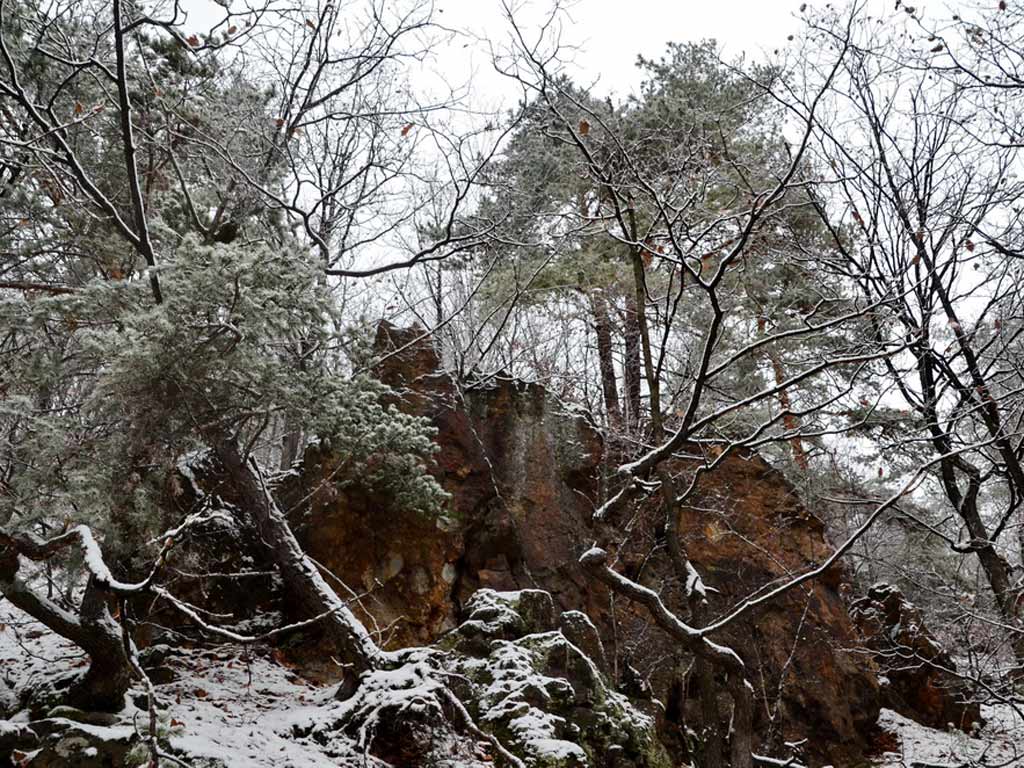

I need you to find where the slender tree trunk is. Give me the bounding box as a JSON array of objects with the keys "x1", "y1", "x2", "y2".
[
  {"x1": 756, "y1": 317, "x2": 808, "y2": 470},
  {"x1": 214, "y1": 438, "x2": 379, "y2": 686},
  {"x1": 588, "y1": 289, "x2": 623, "y2": 431},
  {"x1": 916, "y1": 345, "x2": 1024, "y2": 678},
  {"x1": 279, "y1": 425, "x2": 301, "y2": 471},
  {"x1": 623, "y1": 292, "x2": 643, "y2": 431},
  {"x1": 582, "y1": 548, "x2": 753, "y2": 768},
  {"x1": 691, "y1": 598, "x2": 724, "y2": 768},
  {"x1": 280, "y1": 334, "x2": 313, "y2": 471},
  {"x1": 729, "y1": 673, "x2": 755, "y2": 768},
  {"x1": 625, "y1": 238, "x2": 752, "y2": 768},
  {"x1": 955, "y1": 490, "x2": 1024, "y2": 674}
]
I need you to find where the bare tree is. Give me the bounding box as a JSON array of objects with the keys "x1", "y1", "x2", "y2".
[{"x1": 806, "y1": 2, "x2": 1024, "y2": 678}]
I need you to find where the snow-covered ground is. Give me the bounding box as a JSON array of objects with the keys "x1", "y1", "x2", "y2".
[
  {"x1": 1, "y1": 597, "x2": 87, "y2": 704},
  {"x1": 7, "y1": 597, "x2": 1024, "y2": 768},
  {"x1": 873, "y1": 706, "x2": 1024, "y2": 767},
  {"x1": 1, "y1": 600, "x2": 345, "y2": 766},
  {"x1": 156, "y1": 648, "x2": 340, "y2": 767}
]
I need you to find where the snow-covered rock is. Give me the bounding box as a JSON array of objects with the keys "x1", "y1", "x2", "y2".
[{"x1": 284, "y1": 588, "x2": 669, "y2": 767}]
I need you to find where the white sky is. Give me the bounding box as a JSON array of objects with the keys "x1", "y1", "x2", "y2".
[
  {"x1": 438, "y1": 0, "x2": 803, "y2": 98},
  {"x1": 182, "y1": 0, "x2": 804, "y2": 104}
]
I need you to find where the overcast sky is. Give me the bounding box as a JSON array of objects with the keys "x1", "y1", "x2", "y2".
[
  {"x1": 442, "y1": 0, "x2": 803, "y2": 98},
  {"x1": 182, "y1": 0, "x2": 805, "y2": 105},
  {"x1": 412, "y1": 0, "x2": 808, "y2": 112}
]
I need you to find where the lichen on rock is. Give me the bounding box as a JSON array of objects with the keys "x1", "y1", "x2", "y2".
[{"x1": 281, "y1": 588, "x2": 669, "y2": 768}]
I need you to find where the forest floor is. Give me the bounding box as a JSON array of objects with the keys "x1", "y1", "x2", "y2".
[
  {"x1": 5, "y1": 598, "x2": 1024, "y2": 767},
  {"x1": 1, "y1": 599, "x2": 344, "y2": 766},
  {"x1": 871, "y1": 704, "x2": 1024, "y2": 767}
]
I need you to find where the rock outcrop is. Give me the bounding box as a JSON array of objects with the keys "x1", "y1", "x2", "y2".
[
  {"x1": 659, "y1": 450, "x2": 881, "y2": 762},
  {"x1": 3, "y1": 587, "x2": 663, "y2": 768},
  {"x1": 851, "y1": 582, "x2": 982, "y2": 731},
  {"x1": 280, "y1": 323, "x2": 882, "y2": 766},
  {"x1": 284, "y1": 588, "x2": 669, "y2": 768}
]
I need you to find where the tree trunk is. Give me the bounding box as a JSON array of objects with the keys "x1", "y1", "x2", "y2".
[
  {"x1": 68, "y1": 579, "x2": 134, "y2": 711},
  {"x1": 757, "y1": 317, "x2": 808, "y2": 470},
  {"x1": 623, "y1": 292, "x2": 642, "y2": 431},
  {"x1": 279, "y1": 423, "x2": 301, "y2": 471},
  {"x1": 625, "y1": 239, "x2": 750, "y2": 766},
  {"x1": 917, "y1": 339, "x2": 1024, "y2": 679},
  {"x1": 0, "y1": 553, "x2": 131, "y2": 712},
  {"x1": 214, "y1": 438, "x2": 379, "y2": 685},
  {"x1": 957, "y1": 499, "x2": 1024, "y2": 674},
  {"x1": 691, "y1": 598, "x2": 724, "y2": 768},
  {"x1": 581, "y1": 548, "x2": 754, "y2": 768},
  {"x1": 588, "y1": 289, "x2": 622, "y2": 431},
  {"x1": 728, "y1": 672, "x2": 755, "y2": 768}
]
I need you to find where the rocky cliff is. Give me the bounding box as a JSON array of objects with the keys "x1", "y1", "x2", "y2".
[
  {"x1": 280, "y1": 324, "x2": 883, "y2": 766},
  {"x1": 851, "y1": 583, "x2": 981, "y2": 732}
]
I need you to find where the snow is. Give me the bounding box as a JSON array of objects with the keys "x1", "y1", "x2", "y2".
[
  {"x1": 470, "y1": 636, "x2": 589, "y2": 762},
  {"x1": 159, "y1": 646, "x2": 342, "y2": 767},
  {"x1": 14, "y1": 586, "x2": 1024, "y2": 768},
  {"x1": 530, "y1": 736, "x2": 587, "y2": 762},
  {"x1": 176, "y1": 449, "x2": 209, "y2": 498},
  {"x1": 0, "y1": 598, "x2": 361, "y2": 766},
  {"x1": 1, "y1": 584, "x2": 661, "y2": 767},
  {"x1": 873, "y1": 706, "x2": 1024, "y2": 767},
  {"x1": 0, "y1": 597, "x2": 86, "y2": 696},
  {"x1": 75, "y1": 525, "x2": 124, "y2": 588},
  {"x1": 684, "y1": 560, "x2": 707, "y2": 600}
]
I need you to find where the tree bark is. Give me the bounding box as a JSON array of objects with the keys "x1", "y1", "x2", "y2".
[
  {"x1": 625, "y1": 238, "x2": 752, "y2": 767},
  {"x1": 729, "y1": 673, "x2": 755, "y2": 768},
  {"x1": 691, "y1": 598, "x2": 724, "y2": 768},
  {"x1": 213, "y1": 438, "x2": 379, "y2": 684},
  {"x1": 623, "y1": 291, "x2": 643, "y2": 431},
  {"x1": 279, "y1": 424, "x2": 301, "y2": 471},
  {"x1": 914, "y1": 346, "x2": 1024, "y2": 676},
  {"x1": 945, "y1": 462, "x2": 1024, "y2": 672},
  {"x1": 588, "y1": 289, "x2": 623, "y2": 431},
  {"x1": 0, "y1": 551, "x2": 131, "y2": 712},
  {"x1": 581, "y1": 548, "x2": 753, "y2": 768},
  {"x1": 756, "y1": 317, "x2": 808, "y2": 470}
]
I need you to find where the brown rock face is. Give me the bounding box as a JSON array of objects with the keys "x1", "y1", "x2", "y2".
[
  {"x1": 851, "y1": 583, "x2": 981, "y2": 731},
  {"x1": 652, "y1": 451, "x2": 881, "y2": 764},
  {"x1": 281, "y1": 322, "x2": 601, "y2": 647},
  {"x1": 285, "y1": 462, "x2": 462, "y2": 647},
  {"x1": 287, "y1": 324, "x2": 881, "y2": 766}
]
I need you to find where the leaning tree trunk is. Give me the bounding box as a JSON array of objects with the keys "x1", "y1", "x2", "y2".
[{"x1": 214, "y1": 438, "x2": 379, "y2": 685}]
